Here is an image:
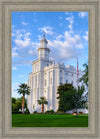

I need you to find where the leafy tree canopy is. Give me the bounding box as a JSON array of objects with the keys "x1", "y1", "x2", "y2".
[
  {"x1": 57, "y1": 83, "x2": 88, "y2": 113},
  {"x1": 12, "y1": 97, "x2": 16, "y2": 104},
  {"x1": 80, "y1": 63, "x2": 88, "y2": 87},
  {"x1": 12, "y1": 97, "x2": 28, "y2": 112}
]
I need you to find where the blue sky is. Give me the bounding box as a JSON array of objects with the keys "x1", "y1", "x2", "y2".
[{"x1": 12, "y1": 11, "x2": 88, "y2": 98}]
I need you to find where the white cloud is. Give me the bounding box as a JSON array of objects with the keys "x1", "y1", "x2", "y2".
[
  {"x1": 14, "y1": 31, "x2": 31, "y2": 47},
  {"x1": 83, "y1": 36, "x2": 88, "y2": 41},
  {"x1": 21, "y1": 22, "x2": 28, "y2": 26},
  {"x1": 56, "y1": 35, "x2": 63, "y2": 40},
  {"x1": 78, "y1": 12, "x2": 88, "y2": 18},
  {"x1": 12, "y1": 67, "x2": 17, "y2": 70},
  {"x1": 68, "y1": 24, "x2": 72, "y2": 30},
  {"x1": 65, "y1": 16, "x2": 74, "y2": 30},
  {"x1": 83, "y1": 31, "x2": 88, "y2": 41},
  {"x1": 12, "y1": 33, "x2": 15, "y2": 37},
  {"x1": 32, "y1": 42, "x2": 40, "y2": 48},
  {"x1": 47, "y1": 31, "x2": 83, "y2": 61},
  {"x1": 12, "y1": 28, "x2": 38, "y2": 65},
  {"x1": 38, "y1": 35, "x2": 42, "y2": 40},
  {"x1": 48, "y1": 31, "x2": 82, "y2": 49},
  {"x1": 75, "y1": 44, "x2": 83, "y2": 49},
  {"x1": 29, "y1": 50, "x2": 34, "y2": 54},
  {"x1": 38, "y1": 26, "x2": 53, "y2": 35},
  {"x1": 12, "y1": 47, "x2": 19, "y2": 57},
  {"x1": 15, "y1": 39, "x2": 30, "y2": 47},
  {"x1": 12, "y1": 52, "x2": 18, "y2": 57},
  {"x1": 66, "y1": 16, "x2": 74, "y2": 24},
  {"x1": 12, "y1": 25, "x2": 84, "y2": 66}
]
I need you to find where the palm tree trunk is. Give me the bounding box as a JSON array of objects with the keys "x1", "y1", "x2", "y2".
[
  {"x1": 22, "y1": 94, "x2": 25, "y2": 114},
  {"x1": 42, "y1": 104, "x2": 44, "y2": 113}
]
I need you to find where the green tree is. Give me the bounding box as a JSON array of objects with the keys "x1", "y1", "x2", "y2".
[
  {"x1": 17, "y1": 83, "x2": 30, "y2": 114},
  {"x1": 17, "y1": 97, "x2": 27, "y2": 109},
  {"x1": 72, "y1": 86, "x2": 88, "y2": 116},
  {"x1": 57, "y1": 83, "x2": 88, "y2": 115},
  {"x1": 12, "y1": 97, "x2": 17, "y2": 112},
  {"x1": 80, "y1": 63, "x2": 88, "y2": 87},
  {"x1": 57, "y1": 83, "x2": 76, "y2": 112},
  {"x1": 15, "y1": 101, "x2": 22, "y2": 111},
  {"x1": 12, "y1": 97, "x2": 16, "y2": 104},
  {"x1": 12, "y1": 97, "x2": 28, "y2": 113},
  {"x1": 79, "y1": 62, "x2": 88, "y2": 109},
  {"x1": 37, "y1": 97, "x2": 48, "y2": 112}
]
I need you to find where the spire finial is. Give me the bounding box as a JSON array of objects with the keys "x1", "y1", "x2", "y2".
[{"x1": 43, "y1": 31, "x2": 46, "y2": 38}]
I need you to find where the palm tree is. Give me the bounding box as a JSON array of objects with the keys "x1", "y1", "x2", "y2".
[
  {"x1": 37, "y1": 97, "x2": 48, "y2": 112},
  {"x1": 17, "y1": 83, "x2": 30, "y2": 114}
]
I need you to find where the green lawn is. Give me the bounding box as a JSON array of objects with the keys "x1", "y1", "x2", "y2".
[{"x1": 12, "y1": 114, "x2": 88, "y2": 127}]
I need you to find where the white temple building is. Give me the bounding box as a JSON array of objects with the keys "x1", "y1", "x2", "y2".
[{"x1": 27, "y1": 34, "x2": 87, "y2": 114}]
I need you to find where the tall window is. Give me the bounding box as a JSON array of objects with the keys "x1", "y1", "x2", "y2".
[
  {"x1": 60, "y1": 77, "x2": 62, "y2": 84},
  {"x1": 35, "y1": 64, "x2": 37, "y2": 72},
  {"x1": 71, "y1": 81, "x2": 73, "y2": 85},
  {"x1": 44, "y1": 90, "x2": 46, "y2": 96},
  {"x1": 66, "y1": 80, "x2": 68, "y2": 83},
  {"x1": 35, "y1": 76, "x2": 37, "y2": 87},
  {"x1": 45, "y1": 79, "x2": 47, "y2": 87}
]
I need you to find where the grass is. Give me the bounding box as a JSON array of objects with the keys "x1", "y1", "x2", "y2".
[{"x1": 12, "y1": 114, "x2": 88, "y2": 127}]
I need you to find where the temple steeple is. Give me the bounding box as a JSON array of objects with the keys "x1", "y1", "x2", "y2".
[
  {"x1": 37, "y1": 34, "x2": 50, "y2": 60},
  {"x1": 40, "y1": 33, "x2": 48, "y2": 47}
]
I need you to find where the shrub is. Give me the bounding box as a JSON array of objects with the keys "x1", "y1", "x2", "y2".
[
  {"x1": 12, "y1": 111, "x2": 22, "y2": 114},
  {"x1": 45, "y1": 110, "x2": 50, "y2": 114},
  {"x1": 34, "y1": 111, "x2": 38, "y2": 114},
  {"x1": 25, "y1": 108, "x2": 30, "y2": 114},
  {"x1": 49, "y1": 109, "x2": 55, "y2": 114},
  {"x1": 38, "y1": 112, "x2": 44, "y2": 114},
  {"x1": 45, "y1": 110, "x2": 55, "y2": 114},
  {"x1": 79, "y1": 111, "x2": 83, "y2": 114},
  {"x1": 55, "y1": 111, "x2": 66, "y2": 115}
]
